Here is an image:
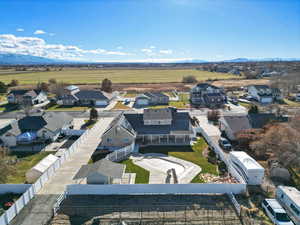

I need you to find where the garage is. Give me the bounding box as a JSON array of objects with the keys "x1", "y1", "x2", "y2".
[
  {"x1": 95, "y1": 100, "x2": 108, "y2": 106},
  {"x1": 260, "y1": 97, "x2": 273, "y2": 104}
]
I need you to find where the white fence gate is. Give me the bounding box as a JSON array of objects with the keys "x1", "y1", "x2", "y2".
[{"x1": 105, "y1": 142, "x2": 135, "y2": 162}]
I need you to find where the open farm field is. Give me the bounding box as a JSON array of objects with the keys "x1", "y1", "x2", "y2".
[{"x1": 0, "y1": 68, "x2": 239, "y2": 85}]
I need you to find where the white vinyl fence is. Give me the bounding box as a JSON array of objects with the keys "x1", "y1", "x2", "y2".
[
  {"x1": 0, "y1": 122, "x2": 98, "y2": 225},
  {"x1": 197, "y1": 126, "x2": 246, "y2": 184},
  {"x1": 67, "y1": 183, "x2": 247, "y2": 195},
  {"x1": 105, "y1": 142, "x2": 135, "y2": 162}
]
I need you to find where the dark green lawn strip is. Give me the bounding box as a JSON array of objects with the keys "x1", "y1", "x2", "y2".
[{"x1": 121, "y1": 159, "x2": 150, "y2": 184}]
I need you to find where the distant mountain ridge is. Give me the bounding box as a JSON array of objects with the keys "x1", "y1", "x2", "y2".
[
  {"x1": 0, "y1": 53, "x2": 68, "y2": 65},
  {"x1": 0, "y1": 53, "x2": 299, "y2": 65}
]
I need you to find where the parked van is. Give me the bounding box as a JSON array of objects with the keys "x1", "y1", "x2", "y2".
[
  {"x1": 276, "y1": 186, "x2": 300, "y2": 225},
  {"x1": 229, "y1": 151, "x2": 264, "y2": 185},
  {"x1": 261, "y1": 199, "x2": 294, "y2": 225}
]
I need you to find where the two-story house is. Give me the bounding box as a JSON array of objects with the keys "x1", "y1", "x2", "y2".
[
  {"x1": 190, "y1": 83, "x2": 227, "y2": 108},
  {"x1": 248, "y1": 85, "x2": 282, "y2": 104},
  {"x1": 100, "y1": 108, "x2": 194, "y2": 150},
  {"x1": 7, "y1": 89, "x2": 48, "y2": 106}
]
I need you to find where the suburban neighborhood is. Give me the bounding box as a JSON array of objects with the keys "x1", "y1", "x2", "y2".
[{"x1": 0, "y1": 0, "x2": 300, "y2": 224}]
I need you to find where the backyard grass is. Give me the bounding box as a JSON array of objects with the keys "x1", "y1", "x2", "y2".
[
  {"x1": 112, "y1": 101, "x2": 132, "y2": 110},
  {"x1": 46, "y1": 104, "x2": 89, "y2": 111},
  {"x1": 121, "y1": 159, "x2": 150, "y2": 184},
  {"x1": 124, "y1": 92, "x2": 137, "y2": 98},
  {"x1": 139, "y1": 138, "x2": 218, "y2": 183},
  {"x1": 83, "y1": 119, "x2": 97, "y2": 129},
  {"x1": 6, "y1": 151, "x2": 54, "y2": 184},
  {"x1": 283, "y1": 98, "x2": 300, "y2": 107},
  {"x1": 0, "y1": 103, "x2": 19, "y2": 112},
  {"x1": 0, "y1": 68, "x2": 239, "y2": 85}
]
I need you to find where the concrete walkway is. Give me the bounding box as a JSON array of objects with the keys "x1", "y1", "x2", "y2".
[{"x1": 10, "y1": 117, "x2": 114, "y2": 225}]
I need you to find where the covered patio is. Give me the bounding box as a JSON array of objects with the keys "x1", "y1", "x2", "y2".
[{"x1": 136, "y1": 134, "x2": 191, "y2": 145}]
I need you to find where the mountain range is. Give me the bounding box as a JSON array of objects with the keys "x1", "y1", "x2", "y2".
[{"x1": 0, "y1": 53, "x2": 299, "y2": 65}]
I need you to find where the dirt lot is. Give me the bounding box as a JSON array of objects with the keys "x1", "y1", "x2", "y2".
[{"x1": 51, "y1": 195, "x2": 242, "y2": 225}]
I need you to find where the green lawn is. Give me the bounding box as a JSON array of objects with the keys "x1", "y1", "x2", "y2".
[
  {"x1": 46, "y1": 104, "x2": 89, "y2": 111},
  {"x1": 178, "y1": 93, "x2": 190, "y2": 104},
  {"x1": 120, "y1": 159, "x2": 150, "y2": 184},
  {"x1": 283, "y1": 98, "x2": 300, "y2": 107},
  {"x1": 0, "y1": 68, "x2": 239, "y2": 85},
  {"x1": 0, "y1": 103, "x2": 19, "y2": 112},
  {"x1": 83, "y1": 119, "x2": 97, "y2": 129},
  {"x1": 6, "y1": 151, "x2": 54, "y2": 184},
  {"x1": 139, "y1": 138, "x2": 218, "y2": 183},
  {"x1": 112, "y1": 101, "x2": 132, "y2": 110}
]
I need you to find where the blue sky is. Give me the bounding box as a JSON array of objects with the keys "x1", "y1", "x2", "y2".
[{"x1": 0, "y1": 0, "x2": 299, "y2": 62}]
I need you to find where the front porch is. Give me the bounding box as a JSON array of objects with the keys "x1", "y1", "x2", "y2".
[{"x1": 136, "y1": 134, "x2": 191, "y2": 145}]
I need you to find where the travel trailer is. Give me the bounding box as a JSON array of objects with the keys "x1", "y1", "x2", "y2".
[
  {"x1": 276, "y1": 186, "x2": 300, "y2": 225},
  {"x1": 229, "y1": 151, "x2": 265, "y2": 185}
]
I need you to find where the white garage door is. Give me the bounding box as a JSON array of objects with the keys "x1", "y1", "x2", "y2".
[
  {"x1": 95, "y1": 100, "x2": 108, "y2": 106},
  {"x1": 137, "y1": 99, "x2": 149, "y2": 105},
  {"x1": 261, "y1": 97, "x2": 273, "y2": 104}
]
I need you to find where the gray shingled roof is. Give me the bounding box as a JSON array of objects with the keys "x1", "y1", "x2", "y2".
[
  {"x1": 73, "y1": 159, "x2": 125, "y2": 180},
  {"x1": 124, "y1": 111, "x2": 192, "y2": 135},
  {"x1": 143, "y1": 108, "x2": 172, "y2": 121},
  {"x1": 0, "y1": 112, "x2": 73, "y2": 136},
  {"x1": 144, "y1": 92, "x2": 168, "y2": 98},
  {"x1": 222, "y1": 115, "x2": 252, "y2": 134},
  {"x1": 74, "y1": 90, "x2": 108, "y2": 101}
]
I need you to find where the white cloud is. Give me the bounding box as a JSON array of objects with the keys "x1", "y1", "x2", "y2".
[
  {"x1": 16, "y1": 28, "x2": 24, "y2": 32},
  {"x1": 34, "y1": 30, "x2": 46, "y2": 35},
  {"x1": 149, "y1": 46, "x2": 156, "y2": 49},
  {"x1": 0, "y1": 34, "x2": 131, "y2": 60},
  {"x1": 159, "y1": 49, "x2": 173, "y2": 55},
  {"x1": 117, "y1": 46, "x2": 123, "y2": 50},
  {"x1": 141, "y1": 48, "x2": 153, "y2": 54}
]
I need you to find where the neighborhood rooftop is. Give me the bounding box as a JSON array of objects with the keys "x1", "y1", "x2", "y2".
[{"x1": 73, "y1": 159, "x2": 125, "y2": 180}]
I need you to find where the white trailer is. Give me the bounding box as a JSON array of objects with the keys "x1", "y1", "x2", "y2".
[
  {"x1": 276, "y1": 186, "x2": 300, "y2": 225},
  {"x1": 229, "y1": 151, "x2": 264, "y2": 185}
]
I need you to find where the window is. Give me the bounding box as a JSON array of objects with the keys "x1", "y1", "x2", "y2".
[
  {"x1": 290, "y1": 204, "x2": 300, "y2": 215},
  {"x1": 262, "y1": 200, "x2": 268, "y2": 206},
  {"x1": 267, "y1": 206, "x2": 275, "y2": 216},
  {"x1": 123, "y1": 138, "x2": 130, "y2": 143},
  {"x1": 106, "y1": 138, "x2": 112, "y2": 143}
]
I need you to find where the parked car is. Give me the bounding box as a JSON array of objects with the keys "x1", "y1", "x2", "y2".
[
  {"x1": 124, "y1": 99, "x2": 130, "y2": 105},
  {"x1": 218, "y1": 137, "x2": 232, "y2": 151},
  {"x1": 262, "y1": 199, "x2": 294, "y2": 225}
]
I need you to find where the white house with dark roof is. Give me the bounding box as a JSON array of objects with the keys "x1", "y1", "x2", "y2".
[
  {"x1": 7, "y1": 89, "x2": 48, "y2": 106},
  {"x1": 248, "y1": 85, "x2": 282, "y2": 104},
  {"x1": 135, "y1": 92, "x2": 169, "y2": 106},
  {"x1": 190, "y1": 83, "x2": 227, "y2": 108},
  {"x1": 58, "y1": 86, "x2": 113, "y2": 107},
  {"x1": 100, "y1": 108, "x2": 194, "y2": 149},
  {"x1": 0, "y1": 112, "x2": 73, "y2": 147}
]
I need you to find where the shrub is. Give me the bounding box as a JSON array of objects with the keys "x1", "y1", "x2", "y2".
[
  {"x1": 9, "y1": 79, "x2": 19, "y2": 87},
  {"x1": 0, "y1": 81, "x2": 8, "y2": 93},
  {"x1": 182, "y1": 75, "x2": 197, "y2": 83},
  {"x1": 207, "y1": 110, "x2": 220, "y2": 122}
]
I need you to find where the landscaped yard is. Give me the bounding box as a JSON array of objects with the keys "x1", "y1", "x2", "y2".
[
  {"x1": 0, "y1": 68, "x2": 239, "y2": 85},
  {"x1": 0, "y1": 193, "x2": 21, "y2": 216},
  {"x1": 283, "y1": 98, "x2": 300, "y2": 107},
  {"x1": 5, "y1": 151, "x2": 54, "y2": 184},
  {"x1": 111, "y1": 101, "x2": 132, "y2": 110},
  {"x1": 0, "y1": 103, "x2": 19, "y2": 112},
  {"x1": 46, "y1": 104, "x2": 89, "y2": 111},
  {"x1": 120, "y1": 159, "x2": 150, "y2": 184},
  {"x1": 139, "y1": 138, "x2": 218, "y2": 183}
]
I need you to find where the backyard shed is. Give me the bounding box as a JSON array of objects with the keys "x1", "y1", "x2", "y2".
[{"x1": 26, "y1": 154, "x2": 58, "y2": 183}]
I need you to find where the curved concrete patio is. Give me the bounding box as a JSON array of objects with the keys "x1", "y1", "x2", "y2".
[{"x1": 130, "y1": 153, "x2": 201, "y2": 184}]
